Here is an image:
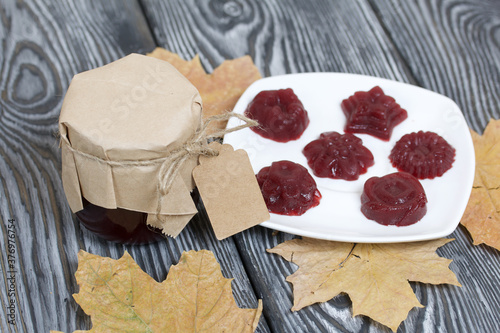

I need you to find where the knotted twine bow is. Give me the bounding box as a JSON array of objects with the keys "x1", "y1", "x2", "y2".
[{"x1": 62, "y1": 111, "x2": 258, "y2": 224}]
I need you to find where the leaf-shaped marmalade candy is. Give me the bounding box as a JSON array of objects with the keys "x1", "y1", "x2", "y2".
[
  {"x1": 67, "y1": 250, "x2": 262, "y2": 333},
  {"x1": 268, "y1": 238, "x2": 460, "y2": 332},
  {"x1": 147, "y1": 48, "x2": 262, "y2": 135},
  {"x1": 461, "y1": 118, "x2": 500, "y2": 250}
]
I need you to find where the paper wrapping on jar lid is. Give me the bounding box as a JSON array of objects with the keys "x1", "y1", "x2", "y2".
[{"x1": 59, "y1": 54, "x2": 202, "y2": 237}]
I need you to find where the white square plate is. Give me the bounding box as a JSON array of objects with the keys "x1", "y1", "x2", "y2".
[{"x1": 224, "y1": 73, "x2": 475, "y2": 243}]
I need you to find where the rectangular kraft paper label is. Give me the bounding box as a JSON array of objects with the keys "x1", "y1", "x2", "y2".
[{"x1": 193, "y1": 142, "x2": 270, "y2": 240}]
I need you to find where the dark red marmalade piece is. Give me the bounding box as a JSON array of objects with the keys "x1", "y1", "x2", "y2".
[
  {"x1": 256, "y1": 160, "x2": 321, "y2": 216},
  {"x1": 390, "y1": 131, "x2": 455, "y2": 179},
  {"x1": 361, "y1": 172, "x2": 427, "y2": 226},
  {"x1": 341, "y1": 86, "x2": 408, "y2": 141},
  {"x1": 244, "y1": 88, "x2": 310, "y2": 142},
  {"x1": 303, "y1": 131, "x2": 374, "y2": 181}
]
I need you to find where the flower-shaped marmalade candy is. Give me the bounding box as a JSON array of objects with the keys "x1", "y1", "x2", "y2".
[
  {"x1": 244, "y1": 88, "x2": 309, "y2": 142},
  {"x1": 303, "y1": 131, "x2": 374, "y2": 181},
  {"x1": 256, "y1": 160, "x2": 321, "y2": 216},
  {"x1": 389, "y1": 131, "x2": 455, "y2": 179}
]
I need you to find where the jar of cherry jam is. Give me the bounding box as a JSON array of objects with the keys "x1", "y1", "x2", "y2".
[
  {"x1": 75, "y1": 198, "x2": 164, "y2": 244},
  {"x1": 59, "y1": 54, "x2": 202, "y2": 244}
]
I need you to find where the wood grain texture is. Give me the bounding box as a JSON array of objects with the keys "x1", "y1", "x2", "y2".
[
  {"x1": 141, "y1": 0, "x2": 415, "y2": 80},
  {"x1": 0, "y1": 1, "x2": 267, "y2": 332},
  {"x1": 369, "y1": 0, "x2": 500, "y2": 133},
  {"x1": 139, "y1": 0, "x2": 500, "y2": 332}
]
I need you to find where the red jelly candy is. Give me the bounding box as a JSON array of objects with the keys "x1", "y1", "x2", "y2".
[
  {"x1": 244, "y1": 88, "x2": 309, "y2": 142},
  {"x1": 341, "y1": 86, "x2": 408, "y2": 141},
  {"x1": 361, "y1": 172, "x2": 427, "y2": 226},
  {"x1": 303, "y1": 131, "x2": 374, "y2": 180},
  {"x1": 389, "y1": 131, "x2": 455, "y2": 179},
  {"x1": 256, "y1": 160, "x2": 321, "y2": 216}
]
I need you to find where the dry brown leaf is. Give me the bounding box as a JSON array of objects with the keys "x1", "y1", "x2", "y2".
[
  {"x1": 59, "y1": 250, "x2": 262, "y2": 332},
  {"x1": 268, "y1": 238, "x2": 460, "y2": 332},
  {"x1": 147, "y1": 48, "x2": 262, "y2": 134},
  {"x1": 461, "y1": 118, "x2": 500, "y2": 250}
]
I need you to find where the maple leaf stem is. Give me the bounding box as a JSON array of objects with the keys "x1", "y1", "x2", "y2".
[
  {"x1": 340, "y1": 244, "x2": 357, "y2": 268},
  {"x1": 193, "y1": 251, "x2": 205, "y2": 332}
]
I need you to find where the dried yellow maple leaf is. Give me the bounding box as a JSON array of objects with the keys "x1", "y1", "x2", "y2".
[
  {"x1": 147, "y1": 47, "x2": 262, "y2": 134},
  {"x1": 461, "y1": 118, "x2": 500, "y2": 250},
  {"x1": 62, "y1": 249, "x2": 262, "y2": 332},
  {"x1": 268, "y1": 238, "x2": 460, "y2": 332}
]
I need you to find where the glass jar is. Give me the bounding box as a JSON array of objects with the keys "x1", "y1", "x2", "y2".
[{"x1": 59, "y1": 54, "x2": 203, "y2": 244}]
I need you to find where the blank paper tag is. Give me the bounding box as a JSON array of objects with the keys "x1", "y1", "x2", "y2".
[{"x1": 193, "y1": 142, "x2": 270, "y2": 240}]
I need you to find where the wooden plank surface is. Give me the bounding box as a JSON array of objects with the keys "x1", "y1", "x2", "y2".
[
  {"x1": 0, "y1": 0, "x2": 499, "y2": 332},
  {"x1": 369, "y1": 0, "x2": 500, "y2": 133}
]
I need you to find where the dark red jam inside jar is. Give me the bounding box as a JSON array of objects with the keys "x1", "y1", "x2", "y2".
[
  {"x1": 256, "y1": 160, "x2": 321, "y2": 216},
  {"x1": 75, "y1": 198, "x2": 165, "y2": 245},
  {"x1": 361, "y1": 172, "x2": 427, "y2": 226},
  {"x1": 244, "y1": 88, "x2": 309, "y2": 142}
]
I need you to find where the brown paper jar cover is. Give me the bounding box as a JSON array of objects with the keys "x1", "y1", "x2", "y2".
[{"x1": 59, "y1": 53, "x2": 202, "y2": 243}]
